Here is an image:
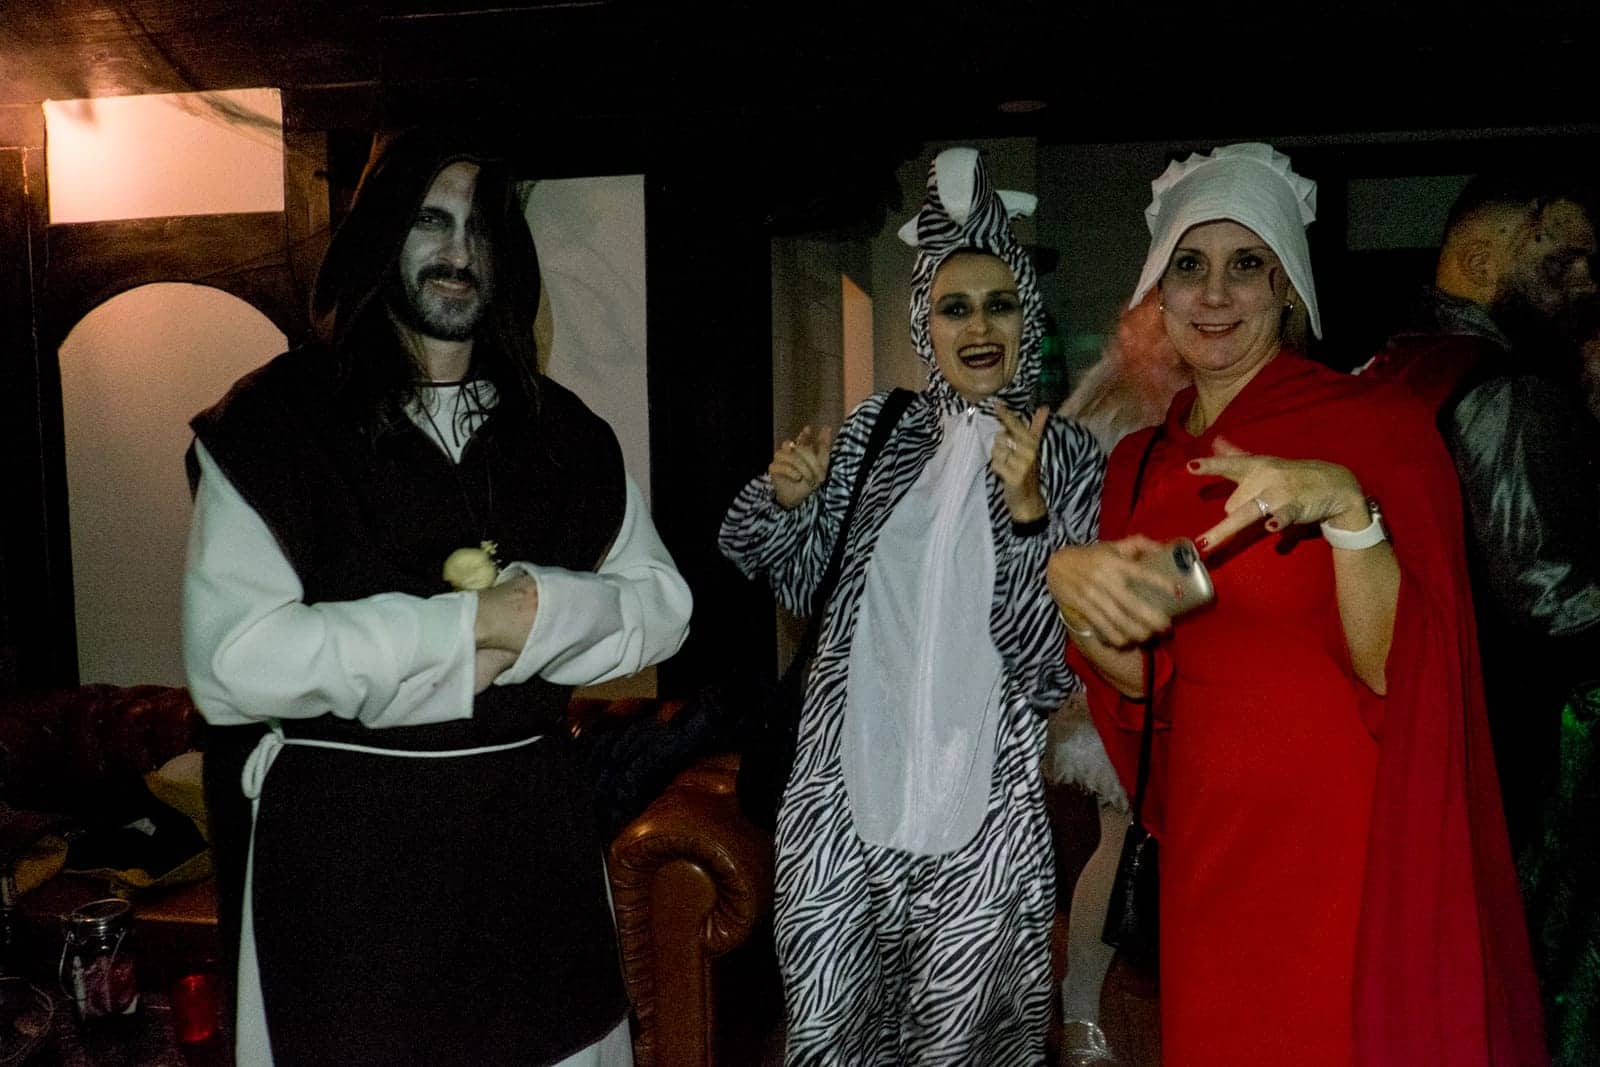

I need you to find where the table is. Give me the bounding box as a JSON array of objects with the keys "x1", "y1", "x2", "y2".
[
  {"x1": 11, "y1": 873, "x2": 228, "y2": 1066},
  {"x1": 34, "y1": 990, "x2": 231, "y2": 1067}
]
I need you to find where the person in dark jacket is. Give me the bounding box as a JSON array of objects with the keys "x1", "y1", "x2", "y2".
[
  {"x1": 1361, "y1": 173, "x2": 1598, "y2": 858},
  {"x1": 1362, "y1": 173, "x2": 1599, "y2": 1066}
]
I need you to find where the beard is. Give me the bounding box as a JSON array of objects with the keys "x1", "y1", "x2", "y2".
[
  {"x1": 393, "y1": 264, "x2": 489, "y2": 342},
  {"x1": 1489, "y1": 287, "x2": 1600, "y2": 391},
  {"x1": 1491, "y1": 285, "x2": 1566, "y2": 359}
]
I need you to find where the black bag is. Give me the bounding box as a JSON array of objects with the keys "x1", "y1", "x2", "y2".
[
  {"x1": 736, "y1": 388, "x2": 914, "y2": 832},
  {"x1": 1100, "y1": 645, "x2": 1159, "y2": 971},
  {"x1": 1100, "y1": 425, "x2": 1165, "y2": 970}
]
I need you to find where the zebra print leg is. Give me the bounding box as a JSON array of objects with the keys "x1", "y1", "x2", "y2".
[{"x1": 775, "y1": 774, "x2": 900, "y2": 1065}]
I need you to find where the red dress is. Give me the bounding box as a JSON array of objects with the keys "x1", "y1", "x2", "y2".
[{"x1": 1071, "y1": 352, "x2": 1544, "y2": 1066}]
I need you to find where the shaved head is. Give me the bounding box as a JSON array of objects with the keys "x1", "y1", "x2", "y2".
[{"x1": 1435, "y1": 173, "x2": 1595, "y2": 322}]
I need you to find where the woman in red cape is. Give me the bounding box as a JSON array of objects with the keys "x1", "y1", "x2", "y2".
[{"x1": 1047, "y1": 143, "x2": 1544, "y2": 1066}]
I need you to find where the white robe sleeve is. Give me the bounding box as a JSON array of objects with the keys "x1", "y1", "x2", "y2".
[
  {"x1": 181, "y1": 440, "x2": 479, "y2": 729},
  {"x1": 494, "y1": 474, "x2": 692, "y2": 688}
]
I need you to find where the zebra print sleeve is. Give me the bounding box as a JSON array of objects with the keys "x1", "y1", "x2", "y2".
[
  {"x1": 988, "y1": 415, "x2": 1106, "y2": 710},
  {"x1": 717, "y1": 391, "x2": 890, "y2": 617}
]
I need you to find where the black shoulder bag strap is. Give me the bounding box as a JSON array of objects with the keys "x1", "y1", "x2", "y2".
[
  {"x1": 1100, "y1": 425, "x2": 1166, "y2": 967},
  {"x1": 1127, "y1": 426, "x2": 1164, "y2": 832},
  {"x1": 737, "y1": 388, "x2": 915, "y2": 830},
  {"x1": 796, "y1": 387, "x2": 916, "y2": 657}
]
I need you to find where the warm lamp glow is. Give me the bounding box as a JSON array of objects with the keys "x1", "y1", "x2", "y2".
[
  {"x1": 842, "y1": 274, "x2": 874, "y2": 414},
  {"x1": 43, "y1": 88, "x2": 285, "y2": 223}
]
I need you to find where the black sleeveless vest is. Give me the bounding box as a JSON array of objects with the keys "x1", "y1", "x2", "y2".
[
  {"x1": 190, "y1": 346, "x2": 633, "y2": 1065},
  {"x1": 189, "y1": 344, "x2": 626, "y2": 745}
]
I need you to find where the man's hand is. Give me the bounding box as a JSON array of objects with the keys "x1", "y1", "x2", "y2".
[
  {"x1": 473, "y1": 648, "x2": 518, "y2": 694},
  {"x1": 474, "y1": 574, "x2": 539, "y2": 653}
]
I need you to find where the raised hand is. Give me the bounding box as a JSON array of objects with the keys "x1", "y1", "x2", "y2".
[
  {"x1": 991, "y1": 407, "x2": 1050, "y2": 524},
  {"x1": 1188, "y1": 437, "x2": 1368, "y2": 554},
  {"x1": 769, "y1": 425, "x2": 834, "y2": 509}
]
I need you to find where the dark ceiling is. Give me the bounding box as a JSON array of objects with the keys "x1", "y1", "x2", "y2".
[
  {"x1": 5, "y1": 1, "x2": 1600, "y2": 144},
  {"x1": 3, "y1": 1, "x2": 1599, "y2": 235}
]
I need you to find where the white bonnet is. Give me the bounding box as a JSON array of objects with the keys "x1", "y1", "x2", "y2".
[{"x1": 1130, "y1": 142, "x2": 1322, "y2": 339}]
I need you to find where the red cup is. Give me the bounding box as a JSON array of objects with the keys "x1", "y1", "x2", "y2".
[{"x1": 170, "y1": 970, "x2": 222, "y2": 1044}]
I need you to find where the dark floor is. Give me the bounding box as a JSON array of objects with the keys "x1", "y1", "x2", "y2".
[{"x1": 1048, "y1": 782, "x2": 1163, "y2": 1067}]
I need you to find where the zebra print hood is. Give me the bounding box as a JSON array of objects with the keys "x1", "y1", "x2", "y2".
[{"x1": 899, "y1": 147, "x2": 1046, "y2": 415}]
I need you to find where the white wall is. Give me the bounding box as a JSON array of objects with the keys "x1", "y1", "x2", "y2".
[
  {"x1": 60, "y1": 283, "x2": 287, "y2": 686},
  {"x1": 841, "y1": 274, "x2": 874, "y2": 414},
  {"x1": 524, "y1": 175, "x2": 651, "y2": 504},
  {"x1": 524, "y1": 175, "x2": 654, "y2": 696}
]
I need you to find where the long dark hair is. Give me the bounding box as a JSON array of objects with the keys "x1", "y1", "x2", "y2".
[{"x1": 311, "y1": 129, "x2": 543, "y2": 439}]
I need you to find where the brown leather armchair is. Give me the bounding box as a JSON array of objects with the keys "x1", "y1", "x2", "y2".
[
  {"x1": 609, "y1": 752, "x2": 774, "y2": 1066},
  {"x1": 0, "y1": 684, "x2": 204, "y2": 814},
  {"x1": 569, "y1": 696, "x2": 777, "y2": 1067}
]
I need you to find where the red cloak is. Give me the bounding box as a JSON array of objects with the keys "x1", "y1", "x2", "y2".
[{"x1": 1070, "y1": 351, "x2": 1544, "y2": 1066}]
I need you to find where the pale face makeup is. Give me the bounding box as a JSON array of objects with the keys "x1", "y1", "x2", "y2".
[
  {"x1": 929, "y1": 253, "x2": 1024, "y2": 405},
  {"x1": 394, "y1": 161, "x2": 493, "y2": 346},
  {"x1": 1158, "y1": 219, "x2": 1289, "y2": 382}
]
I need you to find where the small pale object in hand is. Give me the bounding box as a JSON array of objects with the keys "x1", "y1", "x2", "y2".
[
  {"x1": 443, "y1": 540, "x2": 500, "y2": 591},
  {"x1": 1131, "y1": 538, "x2": 1215, "y2": 618}
]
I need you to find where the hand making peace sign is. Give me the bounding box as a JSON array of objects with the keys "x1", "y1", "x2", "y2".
[{"x1": 1188, "y1": 437, "x2": 1371, "y2": 553}]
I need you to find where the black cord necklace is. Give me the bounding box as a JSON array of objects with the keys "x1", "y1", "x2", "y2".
[{"x1": 414, "y1": 384, "x2": 501, "y2": 588}]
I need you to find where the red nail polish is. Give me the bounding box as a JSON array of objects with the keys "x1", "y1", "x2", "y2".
[
  {"x1": 1196, "y1": 536, "x2": 1209, "y2": 550},
  {"x1": 1266, "y1": 520, "x2": 1280, "y2": 532},
  {"x1": 1186, "y1": 460, "x2": 1201, "y2": 472}
]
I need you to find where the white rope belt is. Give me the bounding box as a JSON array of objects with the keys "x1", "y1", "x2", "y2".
[{"x1": 242, "y1": 721, "x2": 545, "y2": 800}]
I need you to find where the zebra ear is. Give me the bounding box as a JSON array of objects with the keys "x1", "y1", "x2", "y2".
[
  {"x1": 896, "y1": 213, "x2": 920, "y2": 247},
  {"x1": 931, "y1": 147, "x2": 982, "y2": 227},
  {"x1": 900, "y1": 147, "x2": 1034, "y2": 249},
  {"x1": 999, "y1": 190, "x2": 1037, "y2": 220}
]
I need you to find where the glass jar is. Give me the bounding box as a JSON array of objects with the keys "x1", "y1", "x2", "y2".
[{"x1": 59, "y1": 897, "x2": 139, "y2": 1020}]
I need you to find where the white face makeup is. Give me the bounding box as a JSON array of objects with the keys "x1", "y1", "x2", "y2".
[
  {"x1": 1158, "y1": 219, "x2": 1289, "y2": 378},
  {"x1": 929, "y1": 253, "x2": 1023, "y2": 405},
  {"x1": 395, "y1": 161, "x2": 492, "y2": 343}
]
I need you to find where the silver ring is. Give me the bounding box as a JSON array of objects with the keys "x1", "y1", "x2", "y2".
[{"x1": 1253, "y1": 496, "x2": 1271, "y2": 518}]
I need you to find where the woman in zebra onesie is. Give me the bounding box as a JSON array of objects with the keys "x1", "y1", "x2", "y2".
[{"x1": 720, "y1": 146, "x2": 1105, "y2": 1064}]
